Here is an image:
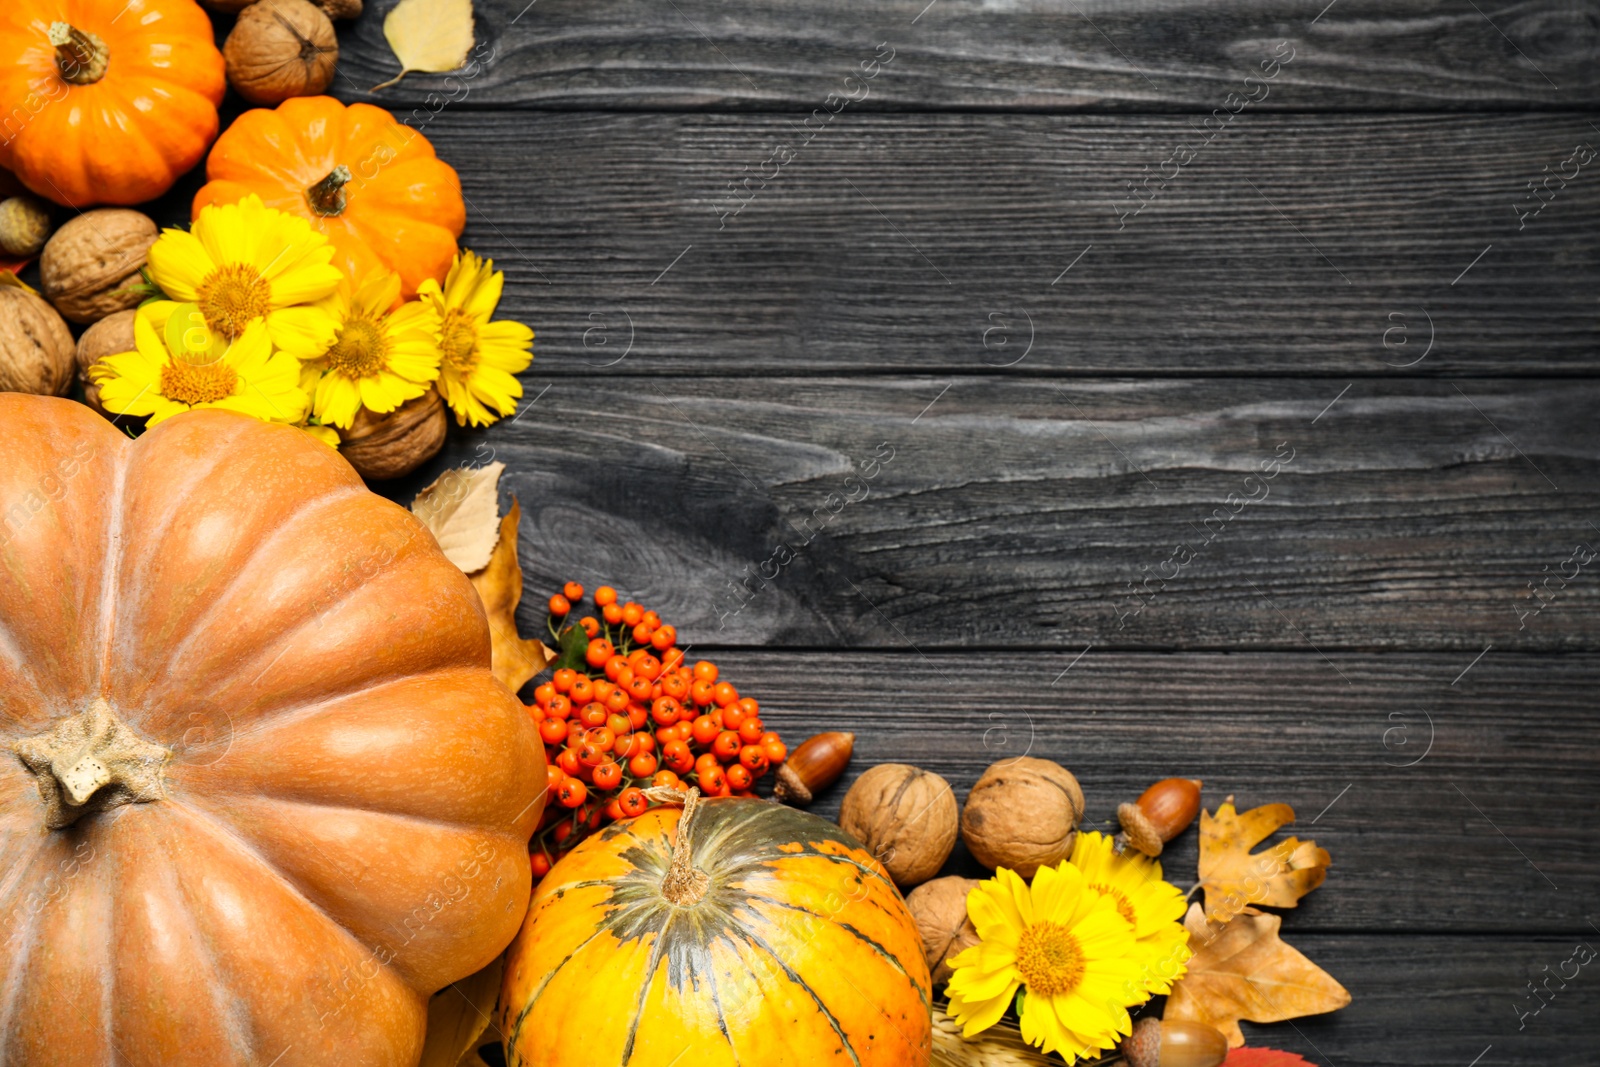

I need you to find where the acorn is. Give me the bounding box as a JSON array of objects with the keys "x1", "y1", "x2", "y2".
[
  {"x1": 1122, "y1": 1018, "x2": 1229, "y2": 1067},
  {"x1": 772, "y1": 731, "x2": 854, "y2": 806},
  {"x1": 1116, "y1": 778, "x2": 1203, "y2": 857}
]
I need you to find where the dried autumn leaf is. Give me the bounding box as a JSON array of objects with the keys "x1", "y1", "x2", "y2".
[
  {"x1": 377, "y1": 0, "x2": 475, "y2": 90},
  {"x1": 1223, "y1": 1049, "x2": 1317, "y2": 1067},
  {"x1": 1197, "y1": 797, "x2": 1330, "y2": 923},
  {"x1": 1165, "y1": 904, "x2": 1350, "y2": 1047},
  {"x1": 412, "y1": 461, "x2": 504, "y2": 573},
  {"x1": 469, "y1": 500, "x2": 554, "y2": 693},
  {"x1": 418, "y1": 956, "x2": 503, "y2": 1067}
]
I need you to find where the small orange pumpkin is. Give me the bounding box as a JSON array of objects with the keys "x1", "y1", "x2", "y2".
[
  {"x1": 0, "y1": 397, "x2": 545, "y2": 1066},
  {"x1": 194, "y1": 96, "x2": 467, "y2": 298},
  {"x1": 500, "y1": 792, "x2": 933, "y2": 1067},
  {"x1": 0, "y1": 0, "x2": 226, "y2": 207}
]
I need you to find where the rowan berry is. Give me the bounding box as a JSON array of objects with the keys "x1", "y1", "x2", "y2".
[
  {"x1": 712, "y1": 682, "x2": 738, "y2": 707},
  {"x1": 690, "y1": 680, "x2": 716, "y2": 706},
  {"x1": 737, "y1": 718, "x2": 765, "y2": 744},
  {"x1": 569, "y1": 677, "x2": 593, "y2": 704},
  {"x1": 650, "y1": 627, "x2": 676, "y2": 651},
  {"x1": 713, "y1": 731, "x2": 743, "y2": 761},
  {"x1": 557, "y1": 780, "x2": 587, "y2": 808},
  {"x1": 580, "y1": 616, "x2": 600, "y2": 637},
  {"x1": 564, "y1": 581, "x2": 584, "y2": 602},
  {"x1": 592, "y1": 761, "x2": 622, "y2": 791},
  {"x1": 663, "y1": 740, "x2": 694, "y2": 773},
  {"x1": 549, "y1": 594, "x2": 571, "y2": 616},
  {"x1": 552, "y1": 820, "x2": 574, "y2": 844},
  {"x1": 690, "y1": 715, "x2": 720, "y2": 747},
  {"x1": 634, "y1": 655, "x2": 662, "y2": 681},
  {"x1": 726, "y1": 764, "x2": 753, "y2": 791},
  {"x1": 601, "y1": 689, "x2": 627, "y2": 714},
  {"x1": 652, "y1": 697, "x2": 683, "y2": 726},
  {"x1": 621, "y1": 602, "x2": 643, "y2": 627},
  {"x1": 762, "y1": 739, "x2": 787, "y2": 763},
  {"x1": 595, "y1": 586, "x2": 617, "y2": 607},
  {"x1": 699, "y1": 766, "x2": 728, "y2": 796},
  {"x1": 602, "y1": 603, "x2": 623, "y2": 625},
  {"x1": 721, "y1": 704, "x2": 746, "y2": 730},
  {"x1": 693, "y1": 661, "x2": 718, "y2": 683},
  {"x1": 534, "y1": 683, "x2": 555, "y2": 707},
  {"x1": 530, "y1": 851, "x2": 551, "y2": 877},
  {"x1": 738, "y1": 697, "x2": 759, "y2": 717},
  {"x1": 579, "y1": 702, "x2": 607, "y2": 728},
  {"x1": 695, "y1": 752, "x2": 721, "y2": 776},
  {"x1": 547, "y1": 695, "x2": 571, "y2": 720},
  {"x1": 628, "y1": 752, "x2": 658, "y2": 778},
  {"x1": 556, "y1": 747, "x2": 583, "y2": 777},
  {"x1": 618, "y1": 788, "x2": 649, "y2": 818},
  {"x1": 604, "y1": 656, "x2": 626, "y2": 682},
  {"x1": 603, "y1": 798, "x2": 624, "y2": 821},
  {"x1": 585, "y1": 639, "x2": 614, "y2": 668},
  {"x1": 661, "y1": 674, "x2": 688, "y2": 701},
  {"x1": 539, "y1": 718, "x2": 568, "y2": 745},
  {"x1": 603, "y1": 712, "x2": 629, "y2": 737},
  {"x1": 552, "y1": 669, "x2": 576, "y2": 693},
  {"x1": 661, "y1": 647, "x2": 686, "y2": 671},
  {"x1": 738, "y1": 746, "x2": 769, "y2": 774},
  {"x1": 632, "y1": 733, "x2": 656, "y2": 754},
  {"x1": 626, "y1": 676, "x2": 653, "y2": 703},
  {"x1": 627, "y1": 704, "x2": 648, "y2": 730}
]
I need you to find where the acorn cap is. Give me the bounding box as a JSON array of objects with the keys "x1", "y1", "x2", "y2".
[{"x1": 1117, "y1": 801, "x2": 1164, "y2": 857}]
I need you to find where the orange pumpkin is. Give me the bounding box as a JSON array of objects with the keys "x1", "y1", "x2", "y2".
[
  {"x1": 0, "y1": 0, "x2": 225, "y2": 207},
  {"x1": 0, "y1": 396, "x2": 546, "y2": 1067},
  {"x1": 500, "y1": 793, "x2": 933, "y2": 1067},
  {"x1": 194, "y1": 97, "x2": 467, "y2": 298}
]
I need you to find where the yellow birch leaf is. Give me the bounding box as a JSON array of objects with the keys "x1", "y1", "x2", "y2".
[
  {"x1": 411, "y1": 461, "x2": 504, "y2": 573},
  {"x1": 1197, "y1": 797, "x2": 1330, "y2": 924},
  {"x1": 378, "y1": 0, "x2": 476, "y2": 91},
  {"x1": 468, "y1": 499, "x2": 554, "y2": 693},
  {"x1": 1165, "y1": 904, "x2": 1351, "y2": 1047},
  {"x1": 419, "y1": 956, "x2": 503, "y2": 1067}
]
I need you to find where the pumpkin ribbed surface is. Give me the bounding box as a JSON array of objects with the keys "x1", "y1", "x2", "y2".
[
  {"x1": 500, "y1": 798, "x2": 933, "y2": 1067},
  {"x1": 0, "y1": 397, "x2": 545, "y2": 1067},
  {"x1": 0, "y1": 0, "x2": 226, "y2": 207}
]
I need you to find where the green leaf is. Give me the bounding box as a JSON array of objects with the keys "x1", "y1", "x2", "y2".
[{"x1": 551, "y1": 624, "x2": 589, "y2": 673}]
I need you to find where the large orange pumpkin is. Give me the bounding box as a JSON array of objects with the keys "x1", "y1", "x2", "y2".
[
  {"x1": 0, "y1": 0, "x2": 225, "y2": 207},
  {"x1": 194, "y1": 97, "x2": 467, "y2": 299},
  {"x1": 499, "y1": 793, "x2": 933, "y2": 1067},
  {"x1": 0, "y1": 396, "x2": 545, "y2": 1067}
]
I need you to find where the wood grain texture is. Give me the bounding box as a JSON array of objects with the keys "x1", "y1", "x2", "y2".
[
  {"x1": 380, "y1": 111, "x2": 1600, "y2": 375},
  {"x1": 330, "y1": 0, "x2": 1600, "y2": 111},
  {"x1": 375, "y1": 377, "x2": 1600, "y2": 651},
  {"x1": 689, "y1": 651, "x2": 1600, "y2": 933}
]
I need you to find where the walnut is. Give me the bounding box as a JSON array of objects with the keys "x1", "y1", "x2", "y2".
[
  {"x1": 960, "y1": 757, "x2": 1084, "y2": 877},
  {"x1": 314, "y1": 0, "x2": 363, "y2": 18},
  {"x1": 0, "y1": 195, "x2": 52, "y2": 257},
  {"x1": 837, "y1": 763, "x2": 958, "y2": 888},
  {"x1": 225, "y1": 0, "x2": 338, "y2": 106},
  {"x1": 0, "y1": 286, "x2": 75, "y2": 396},
  {"x1": 337, "y1": 388, "x2": 448, "y2": 481},
  {"x1": 40, "y1": 209, "x2": 157, "y2": 325},
  {"x1": 906, "y1": 876, "x2": 979, "y2": 985},
  {"x1": 76, "y1": 310, "x2": 138, "y2": 422}
]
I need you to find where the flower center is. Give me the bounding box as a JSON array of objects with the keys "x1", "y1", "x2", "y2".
[
  {"x1": 197, "y1": 264, "x2": 272, "y2": 338},
  {"x1": 1015, "y1": 921, "x2": 1085, "y2": 998},
  {"x1": 439, "y1": 309, "x2": 480, "y2": 375},
  {"x1": 160, "y1": 359, "x2": 239, "y2": 406},
  {"x1": 1092, "y1": 883, "x2": 1139, "y2": 928},
  {"x1": 324, "y1": 314, "x2": 391, "y2": 379}
]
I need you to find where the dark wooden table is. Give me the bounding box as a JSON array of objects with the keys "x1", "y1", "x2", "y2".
[{"x1": 327, "y1": 3, "x2": 1597, "y2": 1063}]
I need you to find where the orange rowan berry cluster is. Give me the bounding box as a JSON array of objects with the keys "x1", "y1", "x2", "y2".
[{"x1": 525, "y1": 582, "x2": 788, "y2": 877}]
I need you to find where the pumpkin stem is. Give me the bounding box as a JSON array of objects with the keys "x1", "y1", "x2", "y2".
[
  {"x1": 646, "y1": 786, "x2": 710, "y2": 906},
  {"x1": 306, "y1": 165, "x2": 353, "y2": 217},
  {"x1": 48, "y1": 22, "x2": 109, "y2": 86},
  {"x1": 13, "y1": 699, "x2": 168, "y2": 830}
]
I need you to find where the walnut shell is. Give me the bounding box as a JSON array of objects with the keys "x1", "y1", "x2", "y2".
[
  {"x1": 906, "y1": 876, "x2": 979, "y2": 986},
  {"x1": 40, "y1": 209, "x2": 157, "y2": 325},
  {"x1": 75, "y1": 309, "x2": 137, "y2": 381},
  {"x1": 837, "y1": 763, "x2": 958, "y2": 888},
  {"x1": 225, "y1": 0, "x2": 338, "y2": 106},
  {"x1": 960, "y1": 757, "x2": 1085, "y2": 877},
  {"x1": 337, "y1": 388, "x2": 448, "y2": 481},
  {"x1": 0, "y1": 287, "x2": 75, "y2": 396},
  {"x1": 0, "y1": 195, "x2": 52, "y2": 257},
  {"x1": 315, "y1": 0, "x2": 362, "y2": 18}
]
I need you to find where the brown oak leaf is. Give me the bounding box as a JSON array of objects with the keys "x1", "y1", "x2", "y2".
[
  {"x1": 1165, "y1": 904, "x2": 1351, "y2": 1047},
  {"x1": 418, "y1": 956, "x2": 502, "y2": 1067},
  {"x1": 468, "y1": 501, "x2": 554, "y2": 694},
  {"x1": 1197, "y1": 797, "x2": 1330, "y2": 923}
]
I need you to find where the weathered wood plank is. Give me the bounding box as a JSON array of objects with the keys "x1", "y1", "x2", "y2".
[
  {"x1": 594, "y1": 650, "x2": 1600, "y2": 933},
  {"x1": 387, "y1": 111, "x2": 1600, "y2": 375},
  {"x1": 376, "y1": 377, "x2": 1600, "y2": 651},
  {"x1": 330, "y1": 0, "x2": 1600, "y2": 111}
]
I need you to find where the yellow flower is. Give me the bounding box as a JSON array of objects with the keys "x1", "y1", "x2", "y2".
[
  {"x1": 93, "y1": 312, "x2": 309, "y2": 428},
  {"x1": 304, "y1": 269, "x2": 442, "y2": 430},
  {"x1": 1068, "y1": 831, "x2": 1192, "y2": 995},
  {"x1": 417, "y1": 250, "x2": 532, "y2": 427},
  {"x1": 946, "y1": 863, "x2": 1145, "y2": 1061},
  {"x1": 145, "y1": 195, "x2": 342, "y2": 358}
]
